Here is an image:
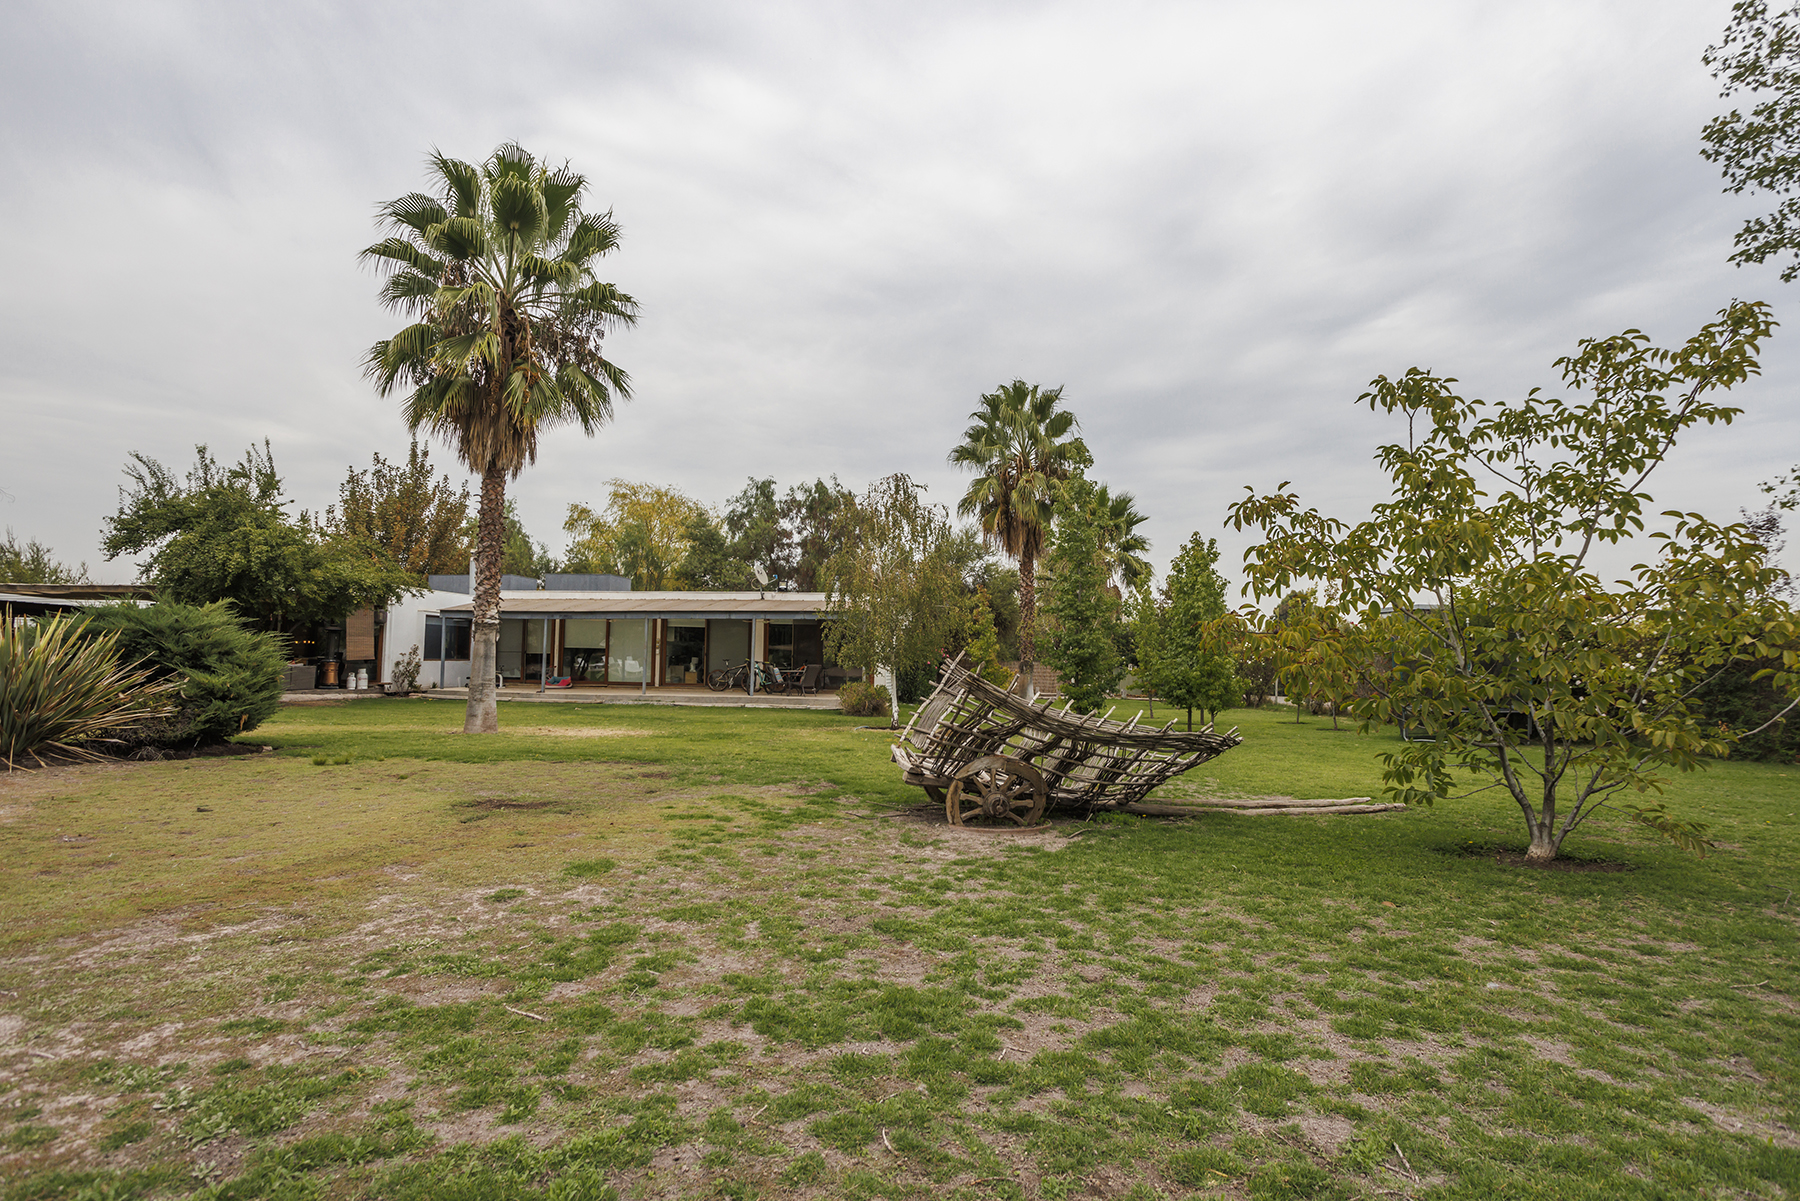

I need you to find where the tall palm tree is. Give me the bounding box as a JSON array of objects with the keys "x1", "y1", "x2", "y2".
[
  {"x1": 1091, "y1": 483, "x2": 1151, "y2": 594},
  {"x1": 948, "y1": 381, "x2": 1091, "y2": 685},
  {"x1": 363, "y1": 143, "x2": 639, "y2": 733}
]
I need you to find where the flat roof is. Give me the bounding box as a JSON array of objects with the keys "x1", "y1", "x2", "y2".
[
  {"x1": 437, "y1": 591, "x2": 831, "y2": 620},
  {"x1": 0, "y1": 582, "x2": 153, "y2": 600}
]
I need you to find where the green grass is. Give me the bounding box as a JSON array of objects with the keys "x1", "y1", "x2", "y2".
[{"x1": 0, "y1": 697, "x2": 1795, "y2": 1199}]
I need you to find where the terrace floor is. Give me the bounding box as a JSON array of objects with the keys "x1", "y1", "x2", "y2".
[{"x1": 281, "y1": 685, "x2": 844, "y2": 709}]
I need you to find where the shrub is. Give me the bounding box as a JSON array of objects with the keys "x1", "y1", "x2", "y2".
[
  {"x1": 79, "y1": 602, "x2": 286, "y2": 747},
  {"x1": 837, "y1": 681, "x2": 891, "y2": 719},
  {"x1": 1, "y1": 615, "x2": 176, "y2": 768},
  {"x1": 391, "y1": 644, "x2": 423, "y2": 693}
]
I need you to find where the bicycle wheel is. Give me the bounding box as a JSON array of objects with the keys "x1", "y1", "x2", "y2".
[{"x1": 706, "y1": 668, "x2": 732, "y2": 692}]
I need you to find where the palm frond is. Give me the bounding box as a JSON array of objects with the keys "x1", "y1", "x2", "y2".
[
  {"x1": 429, "y1": 150, "x2": 482, "y2": 218},
  {"x1": 562, "y1": 211, "x2": 623, "y2": 263},
  {"x1": 563, "y1": 281, "x2": 641, "y2": 324},
  {"x1": 360, "y1": 237, "x2": 446, "y2": 278},
  {"x1": 430, "y1": 216, "x2": 489, "y2": 261},
  {"x1": 379, "y1": 269, "x2": 442, "y2": 310},
  {"x1": 377, "y1": 193, "x2": 447, "y2": 237},
  {"x1": 489, "y1": 141, "x2": 536, "y2": 180},
  {"x1": 541, "y1": 165, "x2": 586, "y2": 240},
  {"x1": 489, "y1": 172, "x2": 548, "y2": 241}
]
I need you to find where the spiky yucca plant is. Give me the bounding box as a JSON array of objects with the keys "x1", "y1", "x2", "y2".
[{"x1": 0, "y1": 614, "x2": 176, "y2": 769}]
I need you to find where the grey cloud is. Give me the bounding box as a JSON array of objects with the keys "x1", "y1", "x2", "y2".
[{"x1": 1, "y1": 0, "x2": 1792, "y2": 592}]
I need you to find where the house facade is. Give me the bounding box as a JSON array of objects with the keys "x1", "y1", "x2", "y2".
[{"x1": 380, "y1": 577, "x2": 838, "y2": 691}]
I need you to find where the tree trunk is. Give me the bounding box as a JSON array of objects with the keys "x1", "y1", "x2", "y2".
[
  {"x1": 1524, "y1": 789, "x2": 1558, "y2": 862},
  {"x1": 465, "y1": 468, "x2": 505, "y2": 734},
  {"x1": 1018, "y1": 547, "x2": 1037, "y2": 702}
]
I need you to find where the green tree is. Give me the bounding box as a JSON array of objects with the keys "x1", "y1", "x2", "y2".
[
  {"x1": 459, "y1": 500, "x2": 555, "y2": 577},
  {"x1": 949, "y1": 380, "x2": 1092, "y2": 691},
  {"x1": 362, "y1": 142, "x2": 638, "y2": 734},
  {"x1": 723, "y1": 478, "x2": 790, "y2": 585},
  {"x1": 323, "y1": 440, "x2": 470, "y2": 577},
  {"x1": 0, "y1": 530, "x2": 89, "y2": 584},
  {"x1": 1704, "y1": 1, "x2": 1800, "y2": 279},
  {"x1": 820, "y1": 474, "x2": 967, "y2": 725},
  {"x1": 673, "y1": 513, "x2": 757, "y2": 590},
  {"x1": 563, "y1": 480, "x2": 710, "y2": 588},
  {"x1": 961, "y1": 589, "x2": 1010, "y2": 686},
  {"x1": 1139, "y1": 533, "x2": 1238, "y2": 731},
  {"x1": 781, "y1": 477, "x2": 855, "y2": 591},
  {"x1": 970, "y1": 563, "x2": 1023, "y2": 661},
  {"x1": 1090, "y1": 483, "x2": 1151, "y2": 593},
  {"x1": 1038, "y1": 478, "x2": 1125, "y2": 713},
  {"x1": 101, "y1": 444, "x2": 415, "y2": 633},
  {"x1": 1228, "y1": 301, "x2": 1796, "y2": 862}
]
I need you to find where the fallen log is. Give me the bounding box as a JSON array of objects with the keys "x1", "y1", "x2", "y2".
[
  {"x1": 1159, "y1": 796, "x2": 1374, "y2": 810},
  {"x1": 1118, "y1": 801, "x2": 1407, "y2": 818}
]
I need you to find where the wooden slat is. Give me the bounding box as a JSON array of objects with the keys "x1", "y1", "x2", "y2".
[{"x1": 346, "y1": 608, "x2": 376, "y2": 660}]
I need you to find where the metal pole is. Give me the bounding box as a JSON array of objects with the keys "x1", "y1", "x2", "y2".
[
  {"x1": 749, "y1": 619, "x2": 757, "y2": 696},
  {"x1": 641, "y1": 618, "x2": 649, "y2": 696},
  {"x1": 539, "y1": 617, "x2": 547, "y2": 693},
  {"x1": 437, "y1": 614, "x2": 446, "y2": 688}
]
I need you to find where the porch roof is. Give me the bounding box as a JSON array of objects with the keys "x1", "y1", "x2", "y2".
[{"x1": 437, "y1": 591, "x2": 830, "y2": 621}]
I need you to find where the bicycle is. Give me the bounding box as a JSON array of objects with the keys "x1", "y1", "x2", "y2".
[{"x1": 705, "y1": 660, "x2": 789, "y2": 694}]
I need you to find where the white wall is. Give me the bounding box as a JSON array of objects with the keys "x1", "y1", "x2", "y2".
[{"x1": 383, "y1": 588, "x2": 471, "y2": 689}]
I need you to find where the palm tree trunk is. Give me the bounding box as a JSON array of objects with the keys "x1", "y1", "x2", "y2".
[
  {"x1": 465, "y1": 468, "x2": 505, "y2": 734},
  {"x1": 1018, "y1": 547, "x2": 1037, "y2": 701}
]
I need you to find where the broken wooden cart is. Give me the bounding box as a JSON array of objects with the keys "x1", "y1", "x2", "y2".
[{"x1": 891, "y1": 654, "x2": 1244, "y2": 826}]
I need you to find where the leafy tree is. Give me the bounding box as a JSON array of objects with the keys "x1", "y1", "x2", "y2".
[
  {"x1": 1090, "y1": 483, "x2": 1152, "y2": 593},
  {"x1": 1703, "y1": 1, "x2": 1800, "y2": 280},
  {"x1": 961, "y1": 589, "x2": 1011, "y2": 686},
  {"x1": 457, "y1": 499, "x2": 554, "y2": 577},
  {"x1": 949, "y1": 380, "x2": 1092, "y2": 689},
  {"x1": 781, "y1": 477, "x2": 855, "y2": 591},
  {"x1": 564, "y1": 479, "x2": 710, "y2": 588},
  {"x1": 724, "y1": 478, "x2": 790, "y2": 585},
  {"x1": 101, "y1": 444, "x2": 415, "y2": 632},
  {"x1": 1229, "y1": 301, "x2": 1797, "y2": 862},
  {"x1": 673, "y1": 513, "x2": 757, "y2": 590},
  {"x1": 1038, "y1": 478, "x2": 1125, "y2": 713},
  {"x1": 0, "y1": 530, "x2": 88, "y2": 584},
  {"x1": 820, "y1": 474, "x2": 967, "y2": 725},
  {"x1": 970, "y1": 563, "x2": 1023, "y2": 661},
  {"x1": 323, "y1": 440, "x2": 470, "y2": 577},
  {"x1": 363, "y1": 142, "x2": 639, "y2": 734},
  {"x1": 1139, "y1": 533, "x2": 1238, "y2": 731}
]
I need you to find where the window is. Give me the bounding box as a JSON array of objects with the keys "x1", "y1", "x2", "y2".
[
  {"x1": 445, "y1": 618, "x2": 471, "y2": 661},
  {"x1": 768, "y1": 621, "x2": 796, "y2": 669}
]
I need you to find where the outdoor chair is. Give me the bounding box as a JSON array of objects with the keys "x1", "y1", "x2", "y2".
[{"x1": 795, "y1": 664, "x2": 822, "y2": 695}]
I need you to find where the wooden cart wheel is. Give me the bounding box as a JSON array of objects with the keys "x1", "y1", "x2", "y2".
[
  {"x1": 923, "y1": 785, "x2": 947, "y2": 805},
  {"x1": 946, "y1": 755, "x2": 1047, "y2": 827}
]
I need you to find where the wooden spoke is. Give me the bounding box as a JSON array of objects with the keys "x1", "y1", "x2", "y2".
[{"x1": 946, "y1": 755, "x2": 1047, "y2": 828}]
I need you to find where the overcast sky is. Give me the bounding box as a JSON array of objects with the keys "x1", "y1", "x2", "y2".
[{"x1": 2, "y1": 0, "x2": 1795, "y2": 592}]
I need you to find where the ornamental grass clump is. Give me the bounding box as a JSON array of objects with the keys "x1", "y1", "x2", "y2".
[{"x1": 0, "y1": 614, "x2": 176, "y2": 769}]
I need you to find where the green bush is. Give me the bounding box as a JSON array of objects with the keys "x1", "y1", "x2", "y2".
[
  {"x1": 80, "y1": 602, "x2": 286, "y2": 747},
  {"x1": 1, "y1": 614, "x2": 176, "y2": 768},
  {"x1": 837, "y1": 681, "x2": 891, "y2": 719}
]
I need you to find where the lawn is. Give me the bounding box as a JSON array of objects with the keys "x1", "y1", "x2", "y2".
[{"x1": 0, "y1": 697, "x2": 1795, "y2": 1200}]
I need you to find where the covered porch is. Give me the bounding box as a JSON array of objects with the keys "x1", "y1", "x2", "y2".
[{"x1": 431, "y1": 591, "x2": 848, "y2": 695}]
